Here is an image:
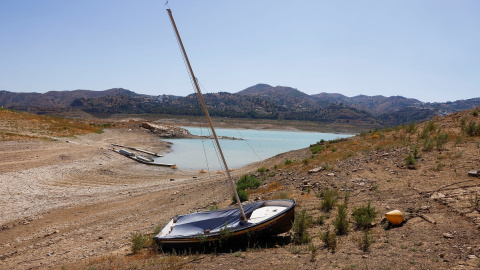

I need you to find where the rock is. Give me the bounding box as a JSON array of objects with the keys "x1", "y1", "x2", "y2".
[
  {"x1": 467, "y1": 255, "x2": 477, "y2": 259},
  {"x1": 468, "y1": 170, "x2": 480, "y2": 177},
  {"x1": 431, "y1": 193, "x2": 446, "y2": 200},
  {"x1": 141, "y1": 122, "x2": 242, "y2": 140},
  {"x1": 327, "y1": 173, "x2": 335, "y2": 177},
  {"x1": 308, "y1": 167, "x2": 324, "y2": 174},
  {"x1": 443, "y1": 233, "x2": 453, "y2": 239}
]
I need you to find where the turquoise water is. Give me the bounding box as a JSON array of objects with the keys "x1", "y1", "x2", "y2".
[{"x1": 157, "y1": 127, "x2": 353, "y2": 170}]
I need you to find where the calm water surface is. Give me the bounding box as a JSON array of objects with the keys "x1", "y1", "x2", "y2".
[{"x1": 157, "y1": 127, "x2": 353, "y2": 170}]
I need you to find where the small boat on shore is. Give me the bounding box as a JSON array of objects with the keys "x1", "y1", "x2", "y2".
[
  {"x1": 112, "y1": 149, "x2": 175, "y2": 167},
  {"x1": 153, "y1": 9, "x2": 296, "y2": 249},
  {"x1": 154, "y1": 199, "x2": 295, "y2": 248}
]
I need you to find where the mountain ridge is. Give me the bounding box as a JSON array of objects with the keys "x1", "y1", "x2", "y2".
[{"x1": 1, "y1": 84, "x2": 479, "y2": 127}]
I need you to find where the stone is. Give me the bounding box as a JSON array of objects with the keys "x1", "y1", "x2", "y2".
[
  {"x1": 443, "y1": 233, "x2": 453, "y2": 239},
  {"x1": 308, "y1": 167, "x2": 324, "y2": 174},
  {"x1": 431, "y1": 193, "x2": 446, "y2": 200},
  {"x1": 468, "y1": 170, "x2": 480, "y2": 177},
  {"x1": 327, "y1": 173, "x2": 335, "y2": 177}
]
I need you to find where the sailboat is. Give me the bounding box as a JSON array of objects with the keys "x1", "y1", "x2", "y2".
[{"x1": 153, "y1": 9, "x2": 296, "y2": 248}]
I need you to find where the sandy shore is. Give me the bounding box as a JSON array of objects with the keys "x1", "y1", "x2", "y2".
[{"x1": 0, "y1": 127, "x2": 273, "y2": 269}]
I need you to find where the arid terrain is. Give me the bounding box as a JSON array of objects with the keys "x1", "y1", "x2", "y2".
[{"x1": 1, "y1": 108, "x2": 480, "y2": 269}]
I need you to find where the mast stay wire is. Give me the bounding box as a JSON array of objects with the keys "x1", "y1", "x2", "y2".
[
  {"x1": 168, "y1": 16, "x2": 227, "y2": 176},
  {"x1": 197, "y1": 80, "x2": 264, "y2": 164}
]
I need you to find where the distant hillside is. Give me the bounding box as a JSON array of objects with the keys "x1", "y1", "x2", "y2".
[
  {"x1": 0, "y1": 88, "x2": 137, "y2": 108},
  {"x1": 1, "y1": 84, "x2": 479, "y2": 127}
]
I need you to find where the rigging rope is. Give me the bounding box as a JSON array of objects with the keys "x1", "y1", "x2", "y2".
[
  {"x1": 169, "y1": 17, "x2": 227, "y2": 175},
  {"x1": 197, "y1": 80, "x2": 264, "y2": 164}
]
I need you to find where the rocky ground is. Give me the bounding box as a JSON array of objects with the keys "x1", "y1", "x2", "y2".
[{"x1": 1, "y1": 109, "x2": 480, "y2": 269}]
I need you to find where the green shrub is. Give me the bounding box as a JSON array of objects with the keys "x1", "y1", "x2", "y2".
[
  {"x1": 473, "y1": 110, "x2": 478, "y2": 117},
  {"x1": 352, "y1": 201, "x2": 378, "y2": 229},
  {"x1": 257, "y1": 166, "x2": 266, "y2": 173},
  {"x1": 359, "y1": 229, "x2": 374, "y2": 251},
  {"x1": 464, "y1": 121, "x2": 480, "y2": 136},
  {"x1": 405, "y1": 122, "x2": 417, "y2": 134},
  {"x1": 412, "y1": 146, "x2": 419, "y2": 159},
  {"x1": 232, "y1": 189, "x2": 249, "y2": 203},
  {"x1": 284, "y1": 159, "x2": 292, "y2": 165},
  {"x1": 404, "y1": 153, "x2": 416, "y2": 167},
  {"x1": 153, "y1": 225, "x2": 163, "y2": 235},
  {"x1": 422, "y1": 134, "x2": 434, "y2": 152},
  {"x1": 419, "y1": 120, "x2": 436, "y2": 139},
  {"x1": 435, "y1": 132, "x2": 449, "y2": 150},
  {"x1": 236, "y1": 174, "x2": 262, "y2": 190},
  {"x1": 314, "y1": 215, "x2": 326, "y2": 226},
  {"x1": 310, "y1": 144, "x2": 324, "y2": 154},
  {"x1": 334, "y1": 203, "x2": 349, "y2": 235},
  {"x1": 209, "y1": 205, "x2": 219, "y2": 210},
  {"x1": 319, "y1": 228, "x2": 337, "y2": 251},
  {"x1": 319, "y1": 189, "x2": 338, "y2": 212},
  {"x1": 293, "y1": 209, "x2": 313, "y2": 244},
  {"x1": 131, "y1": 232, "x2": 146, "y2": 254}
]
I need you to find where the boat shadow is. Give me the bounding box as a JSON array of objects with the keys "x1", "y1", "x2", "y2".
[{"x1": 158, "y1": 234, "x2": 292, "y2": 254}]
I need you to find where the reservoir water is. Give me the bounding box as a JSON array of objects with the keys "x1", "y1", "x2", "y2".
[{"x1": 158, "y1": 127, "x2": 353, "y2": 170}]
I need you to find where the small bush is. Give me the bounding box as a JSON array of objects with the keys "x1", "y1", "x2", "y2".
[
  {"x1": 236, "y1": 174, "x2": 262, "y2": 190},
  {"x1": 131, "y1": 232, "x2": 146, "y2": 254},
  {"x1": 293, "y1": 209, "x2": 313, "y2": 245},
  {"x1": 284, "y1": 159, "x2": 292, "y2": 165},
  {"x1": 464, "y1": 121, "x2": 480, "y2": 136},
  {"x1": 309, "y1": 242, "x2": 318, "y2": 262},
  {"x1": 319, "y1": 228, "x2": 337, "y2": 251},
  {"x1": 232, "y1": 189, "x2": 248, "y2": 203},
  {"x1": 319, "y1": 189, "x2": 338, "y2": 212},
  {"x1": 209, "y1": 205, "x2": 219, "y2": 210},
  {"x1": 412, "y1": 146, "x2": 419, "y2": 159},
  {"x1": 470, "y1": 193, "x2": 480, "y2": 212},
  {"x1": 473, "y1": 110, "x2": 479, "y2": 117},
  {"x1": 359, "y1": 229, "x2": 374, "y2": 252},
  {"x1": 422, "y1": 134, "x2": 434, "y2": 152},
  {"x1": 153, "y1": 225, "x2": 163, "y2": 235},
  {"x1": 334, "y1": 203, "x2": 349, "y2": 235},
  {"x1": 419, "y1": 120, "x2": 436, "y2": 139},
  {"x1": 371, "y1": 134, "x2": 380, "y2": 139},
  {"x1": 257, "y1": 166, "x2": 266, "y2": 173},
  {"x1": 404, "y1": 153, "x2": 416, "y2": 167},
  {"x1": 310, "y1": 144, "x2": 324, "y2": 154},
  {"x1": 405, "y1": 122, "x2": 417, "y2": 134},
  {"x1": 435, "y1": 132, "x2": 449, "y2": 150},
  {"x1": 352, "y1": 201, "x2": 378, "y2": 229},
  {"x1": 314, "y1": 215, "x2": 326, "y2": 226}
]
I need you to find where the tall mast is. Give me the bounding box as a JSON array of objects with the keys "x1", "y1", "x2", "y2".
[{"x1": 166, "y1": 9, "x2": 247, "y2": 221}]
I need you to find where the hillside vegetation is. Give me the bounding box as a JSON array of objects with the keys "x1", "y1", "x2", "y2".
[{"x1": 0, "y1": 107, "x2": 109, "y2": 140}]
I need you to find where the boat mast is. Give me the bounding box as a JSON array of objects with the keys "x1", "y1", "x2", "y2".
[{"x1": 166, "y1": 9, "x2": 247, "y2": 221}]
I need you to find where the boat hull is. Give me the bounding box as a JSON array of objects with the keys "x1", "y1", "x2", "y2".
[{"x1": 154, "y1": 199, "x2": 295, "y2": 248}]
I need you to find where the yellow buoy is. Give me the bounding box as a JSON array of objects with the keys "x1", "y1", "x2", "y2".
[{"x1": 385, "y1": 210, "x2": 404, "y2": 225}]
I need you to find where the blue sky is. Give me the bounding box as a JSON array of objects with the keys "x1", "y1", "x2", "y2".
[{"x1": 1, "y1": 0, "x2": 479, "y2": 102}]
